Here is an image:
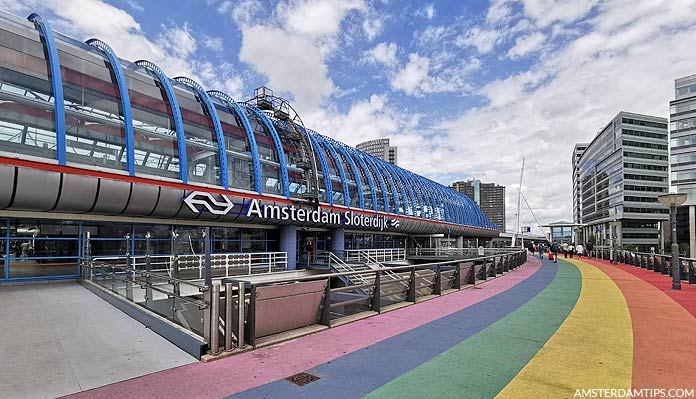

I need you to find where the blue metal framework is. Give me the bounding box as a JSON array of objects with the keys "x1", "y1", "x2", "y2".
[
  {"x1": 407, "y1": 172, "x2": 429, "y2": 219},
  {"x1": 173, "y1": 76, "x2": 228, "y2": 189},
  {"x1": 134, "y1": 60, "x2": 188, "y2": 183},
  {"x1": 368, "y1": 156, "x2": 401, "y2": 215},
  {"x1": 306, "y1": 132, "x2": 333, "y2": 204},
  {"x1": 395, "y1": 167, "x2": 423, "y2": 218},
  {"x1": 86, "y1": 39, "x2": 135, "y2": 175},
  {"x1": 207, "y1": 90, "x2": 263, "y2": 194},
  {"x1": 314, "y1": 134, "x2": 350, "y2": 207},
  {"x1": 344, "y1": 146, "x2": 378, "y2": 212},
  {"x1": 336, "y1": 146, "x2": 364, "y2": 209},
  {"x1": 388, "y1": 164, "x2": 418, "y2": 217},
  {"x1": 418, "y1": 174, "x2": 437, "y2": 220},
  {"x1": 384, "y1": 163, "x2": 412, "y2": 216},
  {"x1": 244, "y1": 105, "x2": 290, "y2": 198},
  {"x1": 27, "y1": 13, "x2": 66, "y2": 165},
  {"x1": 360, "y1": 154, "x2": 391, "y2": 213}
]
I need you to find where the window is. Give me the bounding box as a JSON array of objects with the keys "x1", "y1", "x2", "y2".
[
  {"x1": 621, "y1": 118, "x2": 667, "y2": 130},
  {"x1": 622, "y1": 140, "x2": 667, "y2": 150}
]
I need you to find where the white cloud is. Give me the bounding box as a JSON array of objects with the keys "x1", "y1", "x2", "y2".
[
  {"x1": 455, "y1": 27, "x2": 502, "y2": 54},
  {"x1": 202, "y1": 34, "x2": 224, "y2": 52},
  {"x1": 414, "y1": 3, "x2": 436, "y2": 20},
  {"x1": 217, "y1": 0, "x2": 264, "y2": 28},
  {"x1": 362, "y1": 42, "x2": 398, "y2": 68},
  {"x1": 362, "y1": 17, "x2": 383, "y2": 41},
  {"x1": 391, "y1": 53, "x2": 431, "y2": 96},
  {"x1": 521, "y1": 0, "x2": 598, "y2": 27},
  {"x1": 507, "y1": 32, "x2": 546, "y2": 59},
  {"x1": 234, "y1": 0, "x2": 366, "y2": 110}
]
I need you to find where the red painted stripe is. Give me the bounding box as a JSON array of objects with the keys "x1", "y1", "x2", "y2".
[
  {"x1": 0, "y1": 156, "x2": 496, "y2": 232},
  {"x1": 582, "y1": 258, "x2": 696, "y2": 390}
]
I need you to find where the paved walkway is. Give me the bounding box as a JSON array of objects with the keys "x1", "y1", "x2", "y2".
[
  {"x1": 0, "y1": 283, "x2": 196, "y2": 399},
  {"x1": 63, "y1": 257, "x2": 696, "y2": 398}
]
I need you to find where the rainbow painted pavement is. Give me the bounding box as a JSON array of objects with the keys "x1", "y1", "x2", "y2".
[{"x1": 66, "y1": 256, "x2": 696, "y2": 399}]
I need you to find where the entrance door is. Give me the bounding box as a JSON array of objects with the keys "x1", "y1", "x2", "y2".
[{"x1": 297, "y1": 231, "x2": 330, "y2": 268}]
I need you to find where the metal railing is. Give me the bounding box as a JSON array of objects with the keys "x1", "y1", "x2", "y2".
[
  {"x1": 175, "y1": 252, "x2": 288, "y2": 278},
  {"x1": 344, "y1": 248, "x2": 406, "y2": 263},
  {"x1": 206, "y1": 250, "x2": 527, "y2": 353},
  {"x1": 609, "y1": 250, "x2": 696, "y2": 284},
  {"x1": 407, "y1": 247, "x2": 521, "y2": 258}
]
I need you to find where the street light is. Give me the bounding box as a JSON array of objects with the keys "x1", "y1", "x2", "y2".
[{"x1": 657, "y1": 193, "x2": 688, "y2": 290}]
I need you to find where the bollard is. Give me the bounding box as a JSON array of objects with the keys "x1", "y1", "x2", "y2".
[
  {"x1": 225, "y1": 282, "x2": 233, "y2": 350},
  {"x1": 210, "y1": 284, "x2": 220, "y2": 355}
]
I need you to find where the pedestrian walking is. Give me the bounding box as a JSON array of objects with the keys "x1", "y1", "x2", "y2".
[
  {"x1": 562, "y1": 242, "x2": 569, "y2": 258},
  {"x1": 568, "y1": 243, "x2": 575, "y2": 258},
  {"x1": 538, "y1": 242, "x2": 545, "y2": 259},
  {"x1": 575, "y1": 243, "x2": 584, "y2": 258},
  {"x1": 527, "y1": 241, "x2": 536, "y2": 257},
  {"x1": 550, "y1": 242, "x2": 559, "y2": 263}
]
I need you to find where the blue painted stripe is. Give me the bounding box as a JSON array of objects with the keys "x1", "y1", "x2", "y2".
[
  {"x1": 208, "y1": 90, "x2": 263, "y2": 194},
  {"x1": 134, "y1": 60, "x2": 188, "y2": 183},
  {"x1": 229, "y1": 262, "x2": 556, "y2": 399},
  {"x1": 174, "y1": 77, "x2": 228, "y2": 189},
  {"x1": 28, "y1": 13, "x2": 66, "y2": 165},
  {"x1": 86, "y1": 39, "x2": 135, "y2": 175},
  {"x1": 245, "y1": 106, "x2": 290, "y2": 198}
]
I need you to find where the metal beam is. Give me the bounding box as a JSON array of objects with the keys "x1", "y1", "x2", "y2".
[
  {"x1": 244, "y1": 105, "x2": 290, "y2": 198},
  {"x1": 335, "y1": 145, "x2": 364, "y2": 209},
  {"x1": 207, "y1": 90, "x2": 262, "y2": 194},
  {"x1": 344, "y1": 146, "x2": 378, "y2": 212},
  {"x1": 27, "y1": 13, "x2": 66, "y2": 165},
  {"x1": 86, "y1": 39, "x2": 135, "y2": 175},
  {"x1": 306, "y1": 132, "x2": 333, "y2": 204},
  {"x1": 357, "y1": 152, "x2": 389, "y2": 213},
  {"x1": 314, "y1": 134, "x2": 350, "y2": 207},
  {"x1": 173, "y1": 77, "x2": 228, "y2": 189},
  {"x1": 368, "y1": 156, "x2": 401, "y2": 215}
]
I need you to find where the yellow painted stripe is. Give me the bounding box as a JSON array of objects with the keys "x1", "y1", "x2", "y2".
[{"x1": 495, "y1": 260, "x2": 633, "y2": 398}]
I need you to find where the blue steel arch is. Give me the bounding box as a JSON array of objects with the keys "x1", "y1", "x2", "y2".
[
  {"x1": 445, "y1": 185, "x2": 463, "y2": 225},
  {"x1": 335, "y1": 146, "x2": 364, "y2": 209},
  {"x1": 86, "y1": 39, "x2": 135, "y2": 175},
  {"x1": 314, "y1": 134, "x2": 350, "y2": 207},
  {"x1": 244, "y1": 106, "x2": 290, "y2": 198},
  {"x1": 431, "y1": 180, "x2": 452, "y2": 223},
  {"x1": 27, "y1": 13, "x2": 66, "y2": 165},
  {"x1": 396, "y1": 167, "x2": 423, "y2": 218},
  {"x1": 173, "y1": 77, "x2": 228, "y2": 189},
  {"x1": 406, "y1": 171, "x2": 430, "y2": 219},
  {"x1": 462, "y1": 192, "x2": 484, "y2": 227},
  {"x1": 412, "y1": 172, "x2": 435, "y2": 220},
  {"x1": 383, "y1": 162, "x2": 412, "y2": 216},
  {"x1": 344, "y1": 146, "x2": 378, "y2": 212},
  {"x1": 359, "y1": 153, "x2": 390, "y2": 213},
  {"x1": 388, "y1": 164, "x2": 419, "y2": 217},
  {"x1": 321, "y1": 136, "x2": 364, "y2": 209},
  {"x1": 207, "y1": 90, "x2": 263, "y2": 194},
  {"x1": 134, "y1": 60, "x2": 188, "y2": 183},
  {"x1": 414, "y1": 174, "x2": 438, "y2": 221},
  {"x1": 305, "y1": 132, "x2": 333, "y2": 204},
  {"x1": 369, "y1": 157, "x2": 401, "y2": 215}
]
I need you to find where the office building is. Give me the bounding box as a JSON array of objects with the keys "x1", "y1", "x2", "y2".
[
  {"x1": 450, "y1": 180, "x2": 506, "y2": 232},
  {"x1": 574, "y1": 111, "x2": 669, "y2": 252},
  {"x1": 356, "y1": 138, "x2": 398, "y2": 165},
  {"x1": 572, "y1": 143, "x2": 589, "y2": 226},
  {"x1": 670, "y1": 75, "x2": 696, "y2": 257}
]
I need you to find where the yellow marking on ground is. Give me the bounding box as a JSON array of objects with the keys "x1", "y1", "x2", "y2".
[{"x1": 495, "y1": 259, "x2": 633, "y2": 398}]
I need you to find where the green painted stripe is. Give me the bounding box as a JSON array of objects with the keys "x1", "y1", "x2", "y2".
[{"x1": 363, "y1": 261, "x2": 582, "y2": 399}]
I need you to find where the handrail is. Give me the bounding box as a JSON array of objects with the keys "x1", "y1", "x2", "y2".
[{"x1": 225, "y1": 250, "x2": 526, "y2": 287}]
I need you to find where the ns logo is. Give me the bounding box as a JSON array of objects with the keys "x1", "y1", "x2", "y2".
[{"x1": 389, "y1": 218, "x2": 400, "y2": 229}]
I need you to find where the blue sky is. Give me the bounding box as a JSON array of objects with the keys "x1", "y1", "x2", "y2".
[{"x1": 2, "y1": 0, "x2": 696, "y2": 233}]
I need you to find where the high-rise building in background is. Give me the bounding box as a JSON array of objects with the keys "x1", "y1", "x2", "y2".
[
  {"x1": 356, "y1": 138, "x2": 398, "y2": 164},
  {"x1": 572, "y1": 143, "x2": 589, "y2": 226},
  {"x1": 574, "y1": 111, "x2": 669, "y2": 252},
  {"x1": 670, "y1": 74, "x2": 696, "y2": 257},
  {"x1": 451, "y1": 180, "x2": 506, "y2": 232}
]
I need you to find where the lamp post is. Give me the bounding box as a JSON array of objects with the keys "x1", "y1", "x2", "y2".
[{"x1": 657, "y1": 193, "x2": 687, "y2": 290}]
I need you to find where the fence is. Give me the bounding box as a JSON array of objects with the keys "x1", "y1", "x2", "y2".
[
  {"x1": 344, "y1": 248, "x2": 406, "y2": 263},
  {"x1": 407, "y1": 247, "x2": 522, "y2": 258},
  {"x1": 611, "y1": 250, "x2": 696, "y2": 284},
  {"x1": 205, "y1": 250, "x2": 528, "y2": 354}
]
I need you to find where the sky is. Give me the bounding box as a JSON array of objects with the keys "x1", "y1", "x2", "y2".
[{"x1": 2, "y1": 0, "x2": 696, "y2": 234}]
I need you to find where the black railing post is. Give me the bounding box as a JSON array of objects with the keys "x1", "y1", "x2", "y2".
[
  {"x1": 145, "y1": 232, "x2": 153, "y2": 308},
  {"x1": 408, "y1": 268, "x2": 417, "y2": 301},
  {"x1": 454, "y1": 263, "x2": 461, "y2": 290},
  {"x1": 248, "y1": 286, "x2": 257, "y2": 348},
  {"x1": 689, "y1": 260, "x2": 695, "y2": 285},
  {"x1": 434, "y1": 265, "x2": 442, "y2": 295},
  {"x1": 372, "y1": 271, "x2": 381, "y2": 313},
  {"x1": 320, "y1": 279, "x2": 331, "y2": 326}
]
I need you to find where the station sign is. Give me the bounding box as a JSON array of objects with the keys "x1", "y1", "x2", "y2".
[{"x1": 183, "y1": 191, "x2": 399, "y2": 231}]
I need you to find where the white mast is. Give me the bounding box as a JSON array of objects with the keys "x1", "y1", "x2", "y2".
[{"x1": 511, "y1": 157, "x2": 525, "y2": 247}]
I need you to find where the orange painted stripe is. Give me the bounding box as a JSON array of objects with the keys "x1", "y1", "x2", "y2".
[{"x1": 584, "y1": 258, "x2": 696, "y2": 390}]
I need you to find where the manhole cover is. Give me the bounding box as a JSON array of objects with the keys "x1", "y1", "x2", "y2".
[{"x1": 286, "y1": 372, "x2": 320, "y2": 386}]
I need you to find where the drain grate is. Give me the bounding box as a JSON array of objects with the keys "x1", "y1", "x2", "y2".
[{"x1": 286, "y1": 372, "x2": 321, "y2": 386}]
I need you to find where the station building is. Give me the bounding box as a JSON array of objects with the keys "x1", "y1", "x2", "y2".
[{"x1": 0, "y1": 11, "x2": 498, "y2": 283}]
